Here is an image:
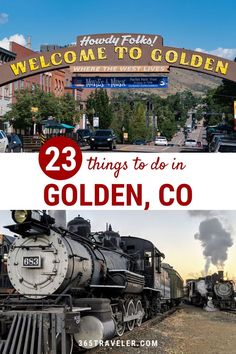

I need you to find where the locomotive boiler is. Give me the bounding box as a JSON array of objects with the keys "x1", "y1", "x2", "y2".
[{"x1": 0, "y1": 210, "x2": 184, "y2": 353}]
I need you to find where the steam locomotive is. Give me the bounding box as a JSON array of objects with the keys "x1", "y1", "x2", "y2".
[
  {"x1": 0, "y1": 210, "x2": 184, "y2": 353},
  {"x1": 0, "y1": 234, "x2": 14, "y2": 293},
  {"x1": 185, "y1": 271, "x2": 236, "y2": 310}
]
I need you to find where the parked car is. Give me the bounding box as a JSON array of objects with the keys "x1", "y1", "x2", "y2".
[
  {"x1": 184, "y1": 139, "x2": 197, "y2": 147},
  {"x1": 7, "y1": 134, "x2": 22, "y2": 152},
  {"x1": 154, "y1": 136, "x2": 168, "y2": 146},
  {"x1": 0, "y1": 130, "x2": 8, "y2": 152},
  {"x1": 133, "y1": 139, "x2": 147, "y2": 145},
  {"x1": 208, "y1": 134, "x2": 226, "y2": 152},
  {"x1": 214, "y1": 139, "x2": 236, "y2": 152},
  {"x1": 76, "y1": 129, "x2": 92, "y2": 145},
  {"x1": 90, "y1": 129, "x2": 117, "y2": 150}
]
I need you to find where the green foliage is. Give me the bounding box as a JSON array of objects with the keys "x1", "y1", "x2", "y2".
[
  {"x1": 155, "y1": 103, "x2": 177, "y2": 140},
  {"x1": 57, "y1": 93, "x2": 78, "y2": 124},
  {"x1": 110, "y1": 95, "x2": 133, "y2": 142},
  {"x1": 4, "y1": 86, "x2": 78, "y2": 129},
  {"x1": 86, "y1": 89, "x2": 113, "y2": 129},
  {"x1": 203, "y1": 74, "x2": 236, "y2": 126},
  {"x1": 132, "y1": 102, "x2": 150, "y2": 141},
  {"x1": 110, "y1": 90, "x2": 199, "y2": 142}
]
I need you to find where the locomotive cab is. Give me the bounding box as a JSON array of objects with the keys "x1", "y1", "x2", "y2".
[{"x1": 121, "y1": 236, "x2": 164, "y2": 289}]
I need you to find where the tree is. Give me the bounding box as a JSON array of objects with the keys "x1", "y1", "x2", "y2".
[
  {"x1": 86, "y1": 89, "x2": 113, "y2": 129},
  {"x1": 131, "y1": 102, "x2": 151, "y2": 141},
  {"x1": 4, "y1": 87, "x2": 79, "y2": 130},
  {"x1": 110, "y1": 94, "x2": 134, "y2": 142},
  {"x1": 203, "y1": 59, "x2": 236, "y2": 127},
  {"x1": 4, "y1": 89, "x2": 35, "y2": 129},
  {"x1": 155, "y1": 103, "x2": 177, "y2": 140},
  {"x1": 58, "y1": 93, "x2": 79, "y2": 125}
]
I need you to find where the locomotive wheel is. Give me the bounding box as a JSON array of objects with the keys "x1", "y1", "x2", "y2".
[
  {"x1": 135, "y1": 300, "x2": 143, "y2": 327},
  {"x1": 113, "y1": 304, "x2": 126, "y2": 337},
  {"x1": 116, "y1": 320, "x2": 126, "y2": 337},
  {"x1": 126, "y1": 300, "x2": 135, "y2": 331}
]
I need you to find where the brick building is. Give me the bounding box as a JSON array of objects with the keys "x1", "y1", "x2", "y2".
[
  {"x1": 9, "y1": 42, "x2": 65, "y2": 101},
  {"x1": 0, "y1": 47, "x2": 16, "y2": 124}
]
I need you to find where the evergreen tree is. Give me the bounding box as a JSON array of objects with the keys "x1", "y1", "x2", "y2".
[{"x1": 131, "y1": 102, "x2": 149, "y2": 141}]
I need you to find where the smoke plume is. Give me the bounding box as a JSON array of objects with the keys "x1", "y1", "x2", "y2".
[
  {"x1": 194, "y1": 217, "x2": 233, "y2": 274},
  {"x1": 188, "y1": 210, "x2": 215, "y2": 218}
]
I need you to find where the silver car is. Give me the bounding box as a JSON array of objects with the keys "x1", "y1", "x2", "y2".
[
  {"x1": 184, "y1": 139, "x2": 197, "y2": 147},
  {"x1": 155, "y1": 136, "x2": 168, "y2": 146},
  {"x1": 0, "y1": 130, "x2": 8, "y2": 152}
]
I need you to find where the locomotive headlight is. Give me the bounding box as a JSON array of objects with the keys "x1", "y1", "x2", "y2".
[
  {"x1": 12, "y1": 210, "x2": 31, "y2": 224},
  {"x1": 12, "y1": 210, "x2": 41, "y2": 224}
]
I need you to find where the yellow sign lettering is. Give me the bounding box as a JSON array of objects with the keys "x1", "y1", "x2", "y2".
[
  {"x1": 29, "y1": 58, "x2": 39, "y2": 71},
  {"x1": 129, "y1": 47, "x2": 142, "y2": 60},
  {"x1": 51, "y1": 53, "x2": 63, "y2": 66},
  {"x1": 204, "y1": 57, "x2": 214, "y2": 71},
  {"x1": 190, "y1": 54, "x2": 203, "y2": 68},
  {"x1": 97, "y1": 47, "x2": 107, "y2": 60},
  {"x1": 10, "y1": 61, "x2": 27, "y2": 76},
  {"x1": 151, "y1": 49, "x2": 162, "y2": 62},
  {"x1": 215, "y1": 60, "x2": 228, "y2": 75},
  {"x1": 64, "y1": 51, "x2": 77, "y2": 64},
  {"x1": 39, "y1": 56, "x2": 50, "y2": 69},
  {"x1": 114, "y1": 47, "x2": 128, "y2": 59},
  {"x1": 180, "y1": 52, "x2": 189, "y2": 66},
  {"x1": 79, "y1": 49, "x2": 95, "y2": 62},
  {"x1": 165, "y1": 50, "x2": 178, "y2": 63}
]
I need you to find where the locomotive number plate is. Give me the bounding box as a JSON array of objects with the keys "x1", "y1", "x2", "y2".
[{"x1": 22, "y1": 256, "x2": 42, "y2": 268}]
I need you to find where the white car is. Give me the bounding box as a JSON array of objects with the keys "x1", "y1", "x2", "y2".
[
  {"x1": 155, "y1": 136, "x2": 168, "y2": 146},
  {"x1": 0, "y1": 130, "x2": 8, "y2": 152},
  {"x1": 184, "y1": 139, "x2": 197, "y2": 147}
]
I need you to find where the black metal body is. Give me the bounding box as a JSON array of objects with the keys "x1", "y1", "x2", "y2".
[
  {"x1": 0, "y1": 217, "x2": 184, "y2": 353},
  {"x1": 0, "y1": 235, "x2": 14, "y2": 293}
]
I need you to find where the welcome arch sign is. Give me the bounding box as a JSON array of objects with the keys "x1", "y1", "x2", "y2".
[{"x1": 0, "y1": 33, "x2": 236, "y2": 86}]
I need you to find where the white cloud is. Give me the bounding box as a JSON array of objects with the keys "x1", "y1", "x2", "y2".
[
  {"x1": 195, "y1": 47, "x2": 236, "y2": 60},
  {"x1": 0, "y1": 13, "x2": 8, "y2": 24},
  {"x1": 0, "y1": 34, "x2": 27, "y2": 50}
]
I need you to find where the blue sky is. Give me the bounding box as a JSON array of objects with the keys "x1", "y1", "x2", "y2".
[{"x1": 0, "y1": 0, "x2": 236, "y2": 58}]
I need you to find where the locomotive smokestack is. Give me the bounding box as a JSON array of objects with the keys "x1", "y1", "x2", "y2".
[
  {"x1": 218, "y1": 271, "x2": 224, "y2": 280},
  {"x1": 48, "y1": 211, "x2": 66, "y2": 228}
]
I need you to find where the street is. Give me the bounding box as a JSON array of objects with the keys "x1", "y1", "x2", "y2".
[{"x1": 82, "y1": 121, "x2": 207, "y2": 153}]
